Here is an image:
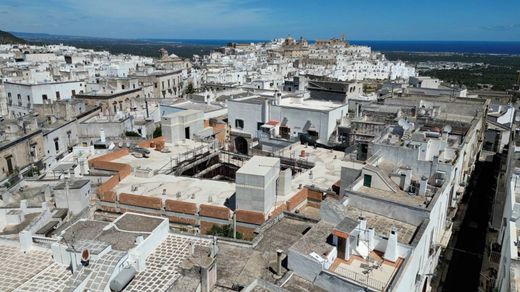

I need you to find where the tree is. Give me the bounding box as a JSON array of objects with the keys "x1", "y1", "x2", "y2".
[
  {"x1": 207, "y1": 224, "x2": 243, "y2": 239},
  {"x1": 184, "y1": 82, "x2": 195, "y2": 95}
]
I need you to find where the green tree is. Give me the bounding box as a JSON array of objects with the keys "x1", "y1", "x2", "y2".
[
  {"x1": 207, "y1": 224, "x2": 243, "y2": 239},
  {"x1": 185, "y1": 82, "x2": 195, "y2": 95}
]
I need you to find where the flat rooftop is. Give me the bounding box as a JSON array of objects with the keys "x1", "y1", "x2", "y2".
[
  {"x1": 216, "y1": 217, "x2": 316, "y2": 288},
  {"x1": 236, "y1": 156, "x2": 279, "y2": 176},
  {"x1": 114, "y1": 174, "x2": 235, "y2": 206},
  {"x1": 329, "y1": 251, "x2": 402, "y2": 291},
  {"x1": 289, "y1": 221, "x2": 335, "y2": 257},
  {"x1": 356, "y1": 185, "x2": 428, "y2": 208},
  {"x1": 124, "y1": 234, "x2": 211, "y2": 292},
  {"x1": 344, "y1": 205, "x2": 420, "y2": 244},
  {"x1": 161, "y1": 100, "x2": 225, "y2": 113},
  {"x1": 0, "y1": 245, "x2": 59, "y2": 291},
  {"x1": 114, "y1": 213, "x2": 164, "y2": 233},
  {"x1": 278, "y1": 143, "x2": 362, "y2": 200},
  {"x1": 279, "y1": 97, "x2": 346, "y2": 111},
  {"x1": 60, "y1": 214, "x2": 165, "y2": 251},
  {"x1": 112, "y1": 140, "x2": 208, "y2": 172},
  {"x1": 54, "y1": 179, "x2": 90, "y2": 190}
]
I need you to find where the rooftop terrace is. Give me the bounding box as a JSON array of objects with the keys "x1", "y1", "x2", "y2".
[{"x1": 113, "y1": 174, "x2": 235, "y2": 206}]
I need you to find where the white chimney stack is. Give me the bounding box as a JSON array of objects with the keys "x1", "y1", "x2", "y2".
[
  {"x1": 100, "y1": 129, "x2": 106, "y2": 143},
  {"x1": 358, "y1": 217, "x2": 367, "y2": 241},
  {"x1": 384, "y1": 229, "x2": 398, "y2": 262},
  {"x1": 419, "y1": 176, "x2": 428, "y2": 196},
  {"x1": 368, "y1": 228, "x2": 375, "y2": 250}
]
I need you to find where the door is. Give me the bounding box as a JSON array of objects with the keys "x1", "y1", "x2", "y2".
[
  {"x1": 337, "y1": 237, "x2": 346, "y2": 259},
  {"x1": 363, "y1": 174, "x2": 372, "y2": 187},
  {"x1": 6, "y1": 155, "x2": 14, "y2": 175}
]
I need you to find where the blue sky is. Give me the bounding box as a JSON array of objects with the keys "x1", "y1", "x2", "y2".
[{"x1": 1, "y1": 0, "x2": 520, "y2": 41}]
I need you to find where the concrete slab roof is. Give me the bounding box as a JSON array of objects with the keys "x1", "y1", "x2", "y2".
[
  {"x1": 279, "y1": 97, "x2": 347, "y2": 111},
  {"x1": 236, "y1": 156, "x2": 279, "y2": 176},
  {"x1": 277, "y1": 143, "x2": 362, "y2": 200},
  {"x1": 113, "y1": 174, "x2": 235, "y2": 206},
  {"x1": 112, "y1": 140, "x2": 209, "y2": 171},
  {"x1": 60, "y1": 214, "x2": 164, "y2": 251},
  {"x1": 163, "y1": 109, "x2": 202, "y2": 118},
  {"x1": 54, "y1": 179, "x2": 90, "y2": 190},
  {"x1": 355, "y1": 185, "x2": 427, "y2": 208},
  {"x1": 114, "y1": 213, "x2": 165, "y2": 233},
  {"x1": 289, "y1": 221, "x2": 335, "y2": 257},
  {"x1": 343, "y1": 205, "x2": 420, "y2": 244},
  {"x1": 334, "y1": 217, "x2": 359, "y2": 235}
]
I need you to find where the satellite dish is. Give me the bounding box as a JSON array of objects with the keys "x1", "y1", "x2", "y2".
[
  {"x1": 398, "y1": 118, "x2": 406, "y2": 127},
  {"x1": 402, "y1": 122, "x2": 411, "y2": 131}
]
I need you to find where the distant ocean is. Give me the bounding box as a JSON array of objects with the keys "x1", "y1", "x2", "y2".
[{"x1": 146, "y1": 39, "x2": 520, "y2": 55}]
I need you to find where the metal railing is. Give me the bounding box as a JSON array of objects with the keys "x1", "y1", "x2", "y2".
[{"x1": 325, "y1": 267, "x2": 387, "y2": 292}]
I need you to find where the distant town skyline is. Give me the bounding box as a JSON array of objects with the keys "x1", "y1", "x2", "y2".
[{"x1": 1, "y1": 0, "x2": 520, "y2": 41}]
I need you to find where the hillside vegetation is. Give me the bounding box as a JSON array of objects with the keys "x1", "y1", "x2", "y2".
[{"x1": 0, "y1": 30, "x2": 27, "y2": 44}]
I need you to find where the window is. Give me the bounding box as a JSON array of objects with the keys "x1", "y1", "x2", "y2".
[
  {"x1": 54, "y1": 138, "x2": 59, "y2": 152},
  {"x1": 154, "y1": 82, "x2": 158, "y2": 88},
  {"x1": 56, "y1": 91, "x2": 60, "y2": 100},
  {"x1": 7, "y1": 92, "x2": 11, "y2": 98},
  {"x1": 27, "y1": 95, "x2": 30, "y2": 101},
  {"x1": 42, "y1": 94, "x2": 48, "y2": 101},
  {"x1": 29, "y1": 143, "x2": 37, "y2": 158},
  {"x1": 162, "y1": 81, "x2": 165, "y2": 89},
  {"x1": 235, "y1": 119, "x2": 244, "y2": 129},
  {"x1": 121, "y1": 85, "x2": 125, "y2": 90},
  {"x1": 17, "y1": 94, "x2": 21, "y2": 100},
  {"x1": 363, "y1": 174, "x2": 372, "y2": 187},
  {"x1": 168, "y1": 79, "x2": 171, "y2": 88},
  {"x1": 72, "y1": 90, "x2": 76, "y2": 96}
]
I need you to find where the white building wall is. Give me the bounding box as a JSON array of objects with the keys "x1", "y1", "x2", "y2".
[{"x1": 5, "y1": 81, "x2": 84, "y2": 108}]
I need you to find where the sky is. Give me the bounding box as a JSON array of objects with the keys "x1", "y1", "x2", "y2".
[{"x1": 1, "y1": 0, "x2": 520, "y2": 41}]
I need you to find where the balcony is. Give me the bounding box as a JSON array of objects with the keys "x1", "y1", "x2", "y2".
[{"x1": 329, "y1": 251, "x2": 402, "y2": 291}]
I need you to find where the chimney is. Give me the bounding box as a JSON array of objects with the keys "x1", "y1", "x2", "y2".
[
  {"x1": 276, "y1": 249, "x2": 284, "y2": 276},
  {"x1": 100, "y1": 129, "x2": 106, "y2": 143},
  {"x1": 432, "y1": 155, "x2": 439, "y2": 174},
  {"x1": 368, "y1": 228, "x2": 375, "y2": 250},
  {"x1": 201, "y1": 260, "x2": 217, "y2": 292},
  {"x1": 358, "y1": 216, "x2": 367, "y2": 241},
  {"x1": 263, "y1": 99, "x2": 270, "y2": 123},
  {"x1": 384, "y1": 229, "x2": 398, "y2": 262},
  {"x1": 419, "y1": 176, "x2": 428, "y2": 196}
]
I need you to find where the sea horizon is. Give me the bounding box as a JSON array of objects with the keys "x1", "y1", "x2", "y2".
[{"x1": 12, "y1": 31, "x2": 520, "y2": 55}]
